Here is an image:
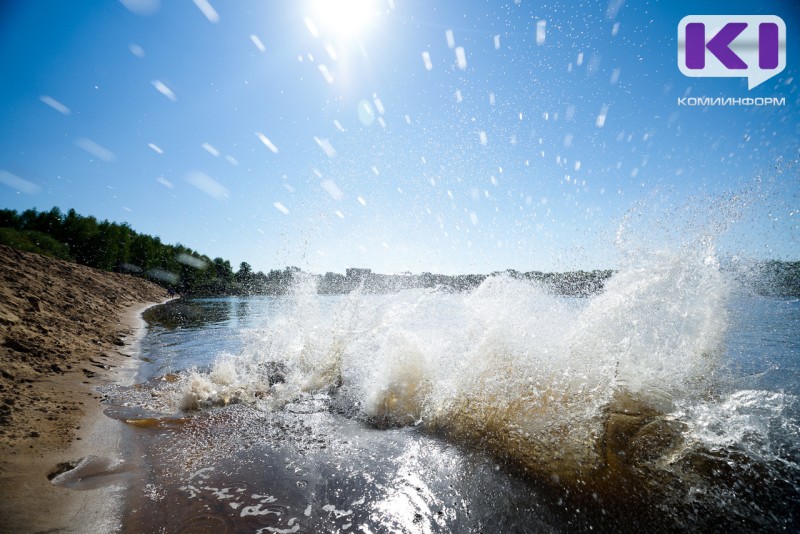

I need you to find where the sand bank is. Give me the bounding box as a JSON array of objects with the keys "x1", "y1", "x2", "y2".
[{"x1": 0, "y1": 245, "x2": 170, "y2": 532}]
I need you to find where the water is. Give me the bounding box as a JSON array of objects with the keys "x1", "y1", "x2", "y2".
[{"x1": 95, "y1": 248, "x2": 800, "y2": 532}]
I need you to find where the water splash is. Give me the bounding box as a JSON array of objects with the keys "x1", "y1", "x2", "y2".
[{"x1": 175, "y1": 242, "x2": 730, "y2": 480}]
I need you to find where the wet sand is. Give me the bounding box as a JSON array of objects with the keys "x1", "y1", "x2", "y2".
[{"x1": 0, "y1": 245, "x2": 170, "y2": 533}]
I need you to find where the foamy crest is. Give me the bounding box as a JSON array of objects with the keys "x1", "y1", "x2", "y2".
[{"x1": 575, "y1": 248, "x2": 729, "y2": 407}]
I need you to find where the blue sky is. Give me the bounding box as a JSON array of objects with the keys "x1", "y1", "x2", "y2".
[{"x1": 1, "y1": 0, "x2": 798, "y2": 275}]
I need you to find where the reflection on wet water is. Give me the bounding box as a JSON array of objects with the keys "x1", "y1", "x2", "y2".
[
  {"x1": 137, "y1": 298, "x2": 277, "y2": 381},
  {"x1": 115, "y1": 396, "x2": 573, "y2": 533},
  {"x1": 143, "y1": 299, "x2": 243, "y2": 331}
]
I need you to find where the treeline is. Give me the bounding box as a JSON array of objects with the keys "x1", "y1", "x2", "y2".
[
  {"x1": 0, "y1": 206, "x2": 614, "y2": 298},
  {"x1": 0, "y1": 207, "x2": 238, "y2": 294},
  {"x1": 740, "y1": 260, "x2": 800, "y2": 297},
  {"x1": 3, "y1": 207, "x2": 797, "y2": 298},
  {"x1": 313, "y1": 268, "x2": 614, "y2": 296}
]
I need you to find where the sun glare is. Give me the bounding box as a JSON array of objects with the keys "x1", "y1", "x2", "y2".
[{"x1": 309, "y1": 0, "x2": 379, "y2": 40}]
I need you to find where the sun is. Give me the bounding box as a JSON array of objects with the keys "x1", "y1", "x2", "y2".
[{"x1": 308, "y1": 0, "x2": 379, "y2": 40}]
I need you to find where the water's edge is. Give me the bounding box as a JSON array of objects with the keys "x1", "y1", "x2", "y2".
[{"x1": 46, "y1": 298, "x2": 176, "y2": 533}]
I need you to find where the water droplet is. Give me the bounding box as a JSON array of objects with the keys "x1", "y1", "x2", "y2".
[
  {"x1": 595, "y1": 105, "x2": 609, "y2": 128},
  {"x1": 192, "y1": 0, "x2": 219, "y2": 23},
  {"x1": 201, "y1": 142, "x2": 220, "y2": 157},
  {"x1": 314, "y1": 136, "x2": 336, "y2": 158},
  {"x1": 250, "y1": 34, "x2": 266, "y2": 52},
  {"x1": 128, "y1": 43, "x2": 146, "y2": 58},
  {"x1": 357, "y1": 100, "x2": 375, "y2": 125},
  {"x1": 75, "y1": 138, "x2": 116, "y2": 162},
  {"x1": 421, "y1": 51, "x2": 433, "y2": 71},
  {"x1": 455, "y1": 47, "x2": 467, "y2": 70},
  {"x1": 0, "y1": 170, "x2": 40, "y2": 195},
  {"x1": 303, "y1": 17, "x2": 319, "y2": 38},
  {"x1": 151, "y1": 80, "x2": 176, "y2": 101},
  {"x1": 185, "y1": 170, "x2": 229, "y2": 201},
  {"x1": 536, "y1": 20, "x2": 547, "y2": 45},
  {"x1": 39, "y1": 95, "x2": 70, "y2": 115},
  {"x1": 319, "y1": 64, "x2": 335, "y2": 84},
  {"x1": 255, "y1": 132, "x2": 279, "y2": 153}
]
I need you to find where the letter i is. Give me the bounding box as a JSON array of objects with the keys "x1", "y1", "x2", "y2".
[
  {"x1": 759, "y1": 23, "x2": 779, "y2": 69},
  {"x1": 685, "y1": 23, "x2": 706, "y2": 69}
]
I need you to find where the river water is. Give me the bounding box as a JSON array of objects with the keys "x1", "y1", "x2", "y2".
[{"x1": 99, "y1": 251, "x2": 799, "y2": 533}]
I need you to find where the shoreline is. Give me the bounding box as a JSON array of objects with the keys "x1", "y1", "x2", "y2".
[
  {"x1": 0, "y1": 300, "x2": 169, "y2": 533},
  {"x1": 0, "y1": 246, "x2": 171, "y2": 532}
]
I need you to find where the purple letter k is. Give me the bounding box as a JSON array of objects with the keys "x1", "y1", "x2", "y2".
[{"x1": 686, "y1": 22, "x2": 748, "y2": 70}]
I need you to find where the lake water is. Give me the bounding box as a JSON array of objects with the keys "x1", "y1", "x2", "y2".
[{"x1": 101, "y1": 254, "x2": 800, "y2": 532}]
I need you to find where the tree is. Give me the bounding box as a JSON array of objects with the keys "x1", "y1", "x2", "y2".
[
  {"x1": 212, "y1": 258, "x2": 234, "y2": 282},
  {"x1": 237, "y1": 262, "x2": 252, "y2": 278},
  {"x1": 0, "y1": 209, "x2": 20, "y2": 228},
  {"x1": 235, "y1": 261, "x2": 254, "y2": 291}
]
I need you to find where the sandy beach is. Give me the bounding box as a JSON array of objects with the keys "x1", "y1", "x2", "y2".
[{"x1": 0, "y1": 245, "x2": 170, "y2": 532}]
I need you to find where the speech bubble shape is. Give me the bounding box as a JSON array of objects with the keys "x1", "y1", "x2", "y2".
[{"x1": 678, "y1": 15, "x2": 786, "y2": 90}]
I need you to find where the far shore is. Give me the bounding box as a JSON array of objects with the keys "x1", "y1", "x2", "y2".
[{"x1": 0, "y1": 245, "x2": 171, "y2": 533}]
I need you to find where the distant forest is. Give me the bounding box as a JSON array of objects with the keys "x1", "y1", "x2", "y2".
[
  {"x1": 0, "y1": 206, "x2": 241, "y2": 294},
  {"x1": 1, "y1": 207, "x2": 797, "y2": 297}
]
